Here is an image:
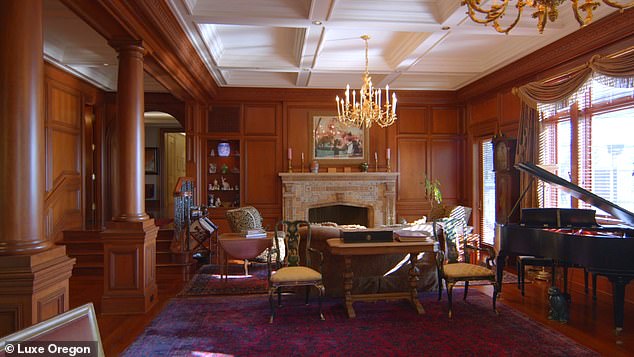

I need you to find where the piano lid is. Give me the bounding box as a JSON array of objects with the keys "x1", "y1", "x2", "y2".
[{"x1": 516, "y1": 162, "x2": 634, "y2": 227}]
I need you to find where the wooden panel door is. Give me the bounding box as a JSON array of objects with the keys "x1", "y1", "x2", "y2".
[
  {"x1": 397, "y1": 139, "x2": 427, "y2": 201},
  {"x1": 430, "y1": 139, "x2": 460, "y2": 204},
  {"x1": 244, "y1": 139, "x2": 279, "y2": 205}
]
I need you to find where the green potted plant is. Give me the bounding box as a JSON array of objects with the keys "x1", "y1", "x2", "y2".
[{"x1": 425, "y1": 176, "x2": 447, "y2": 220}]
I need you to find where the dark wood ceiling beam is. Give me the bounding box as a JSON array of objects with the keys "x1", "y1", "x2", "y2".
[{"x1": 61, "y1": 0, "x2": 218, "y2": 102}]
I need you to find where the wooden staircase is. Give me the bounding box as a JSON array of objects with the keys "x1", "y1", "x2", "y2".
[
  {"x1": 59, "y1": 229, "x2": 104, "y2": 275},
  {"x1": 60, "y1": 225, "x2": 197, "y2": 276}
]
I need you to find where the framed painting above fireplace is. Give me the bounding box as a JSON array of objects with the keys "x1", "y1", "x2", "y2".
[{"x1": 309, "y1": 113, "x2": 368, "y2": 165}]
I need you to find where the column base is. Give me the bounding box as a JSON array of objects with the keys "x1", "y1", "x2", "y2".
[
  {"x1": 101, "y1": 219, "x2": 158, "y2": 314},
  {"x1": 0, "y1": 245, "x2": 75, "y2": 336}
]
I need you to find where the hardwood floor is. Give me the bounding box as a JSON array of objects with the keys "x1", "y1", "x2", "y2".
[{"x1": 69, "y1": 265, "x2": 633, "y2": 356}]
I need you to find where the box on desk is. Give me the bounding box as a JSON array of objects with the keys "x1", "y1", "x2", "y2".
[{"x1": 341, "y1": 229, "x2": 393, "y2": 243}]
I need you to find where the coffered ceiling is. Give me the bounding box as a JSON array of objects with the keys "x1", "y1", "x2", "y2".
[{"x1": 43, "y1": 0, "x2": 621, "y2": 93}]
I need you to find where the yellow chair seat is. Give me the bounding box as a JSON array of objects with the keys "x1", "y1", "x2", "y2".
[
  {"x1": 270, "y1": 266, "x2": 322, "y2": 283},
  {"x1": 443, "y1": 263, "x2": 495, "y2": 279}
]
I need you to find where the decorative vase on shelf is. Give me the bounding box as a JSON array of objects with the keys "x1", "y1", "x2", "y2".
[
  {"x1": 359, "y1": 162, "x2": 369, "y2": 172},
  {"x1": 217, "y1": 142, "x2": 231, "y2": 157},
  {"x1": 221, "y1": 164, "x2": 229, "y2": 174},
  {"x1": 310, "y1": 160, "x2": 319, "y2": 173}
]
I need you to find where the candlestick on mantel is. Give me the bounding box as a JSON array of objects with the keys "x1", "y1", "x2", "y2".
[
  {"x1": 374, "y1": 152, "x2": 379, "y2": 172},
  {"x1": 288, "y1": 158, "x2": 293, "y2": 173},
  {"x1": 386, "y1": 148, "x2": 391, "y2": 160},
  {"x1": 386, "y1": 157, "x2": 391, "y2": 172},
  {"x1": 301, "y1": 153, "x2": 305, "y2": 173}
]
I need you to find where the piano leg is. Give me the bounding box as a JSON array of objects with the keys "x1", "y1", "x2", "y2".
[
  {"x1": 607, "y1": 275, "x2": 633, "y2": 334},
  {"x1": 496, "y1": 254, "x2": 506, "y2": 293}
]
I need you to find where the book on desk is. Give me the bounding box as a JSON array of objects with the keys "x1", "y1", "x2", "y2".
[
  {"x1": 393, "y1": 229, "x2": 434, "y2": 242},
  {"x1": 244, "y1": 229, "x2": 267, "y2": 239}
]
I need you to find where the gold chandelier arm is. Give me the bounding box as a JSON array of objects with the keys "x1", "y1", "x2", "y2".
[
  {"x1": 492, "y1": 5, "x2": 526, "y2": 34},
  {"x1": 463, "y1": 1, "x2": 509, "y2": 24},
  {"x1": 601, "y1": 0, "x2": 634, "y2": 9},
  {"x1": 571, "y1": 0, "x2": 586, "y2": 26}
]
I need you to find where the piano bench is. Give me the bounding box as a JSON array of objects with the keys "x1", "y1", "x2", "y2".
[{"x1": 517, "y1": 256, "x2": 555, "y2": 296}]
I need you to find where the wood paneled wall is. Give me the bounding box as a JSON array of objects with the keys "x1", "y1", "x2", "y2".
[
  {"x1": 44, "y1": 64, "x2": 104, "y2": 242},
  {"x1": 193, "y1": 90, "x2": 464, "y2": 229}
]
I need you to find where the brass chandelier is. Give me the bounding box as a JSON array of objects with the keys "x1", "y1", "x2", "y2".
[
  {"x1": 336, "y1": 35, "x2": 397, "y2": 128},
  {"x1": 462, "y1": 0, "x2": 634, "y2": 34}
]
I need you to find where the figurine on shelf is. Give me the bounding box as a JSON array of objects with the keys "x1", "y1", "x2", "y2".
[
  {"x1": 235, "y1": 184, "x2": 239, "y2": 191},
  {"x1": 221, "y1": 163, "x2": 229, "y2": 174},
  {"x1": 214, "y1": 196, "x2": 222, "y2": 207},
  {"x1": 208, "y1": 193, "x2": 215, "y2": 207},
  {"x1": 221, "y1": 176, "x2": 231, "y2": 190},
  {"x1": 210, "y1": 149, "x2": 215, "y2": 157},
  {"x1": 209, "y1": 163, "x2": 216, "y2": 174},
  {"x1": 212, "y1": 179, "x2": 219, "y2": 190},
  {"x1": 231, "y1": 166, "x2": 240, "y2": 173}
]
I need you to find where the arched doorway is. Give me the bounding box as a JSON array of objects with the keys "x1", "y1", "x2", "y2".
[{"x1": 144, "y1": 111, "x2": 184, "y2": 220}]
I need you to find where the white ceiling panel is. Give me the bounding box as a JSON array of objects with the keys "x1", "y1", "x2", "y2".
[
  {"x1": 308, "y1": 72, "x2": 387, "y2": 89},
  {"x1": 391, "y1": 72, "x2": 476, "y2": 91},
  {"x1": 224, "y1": 70, "x2": 297, "y2": 87},
  {"x1": 42, "y1": 0, "x2": 628, "y2": 93}
]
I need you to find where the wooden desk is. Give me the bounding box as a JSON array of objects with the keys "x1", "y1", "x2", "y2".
[
  {"x1": 327, "y1": 238, "x2": 438, "y2": 318},
  {"x1": 218, "y1": 232, "x2": 273, "y2": 281}
]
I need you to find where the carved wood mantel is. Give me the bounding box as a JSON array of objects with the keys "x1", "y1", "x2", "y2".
[{"x1": 279, "y1": 172, "x2": 399, "y2": 227}]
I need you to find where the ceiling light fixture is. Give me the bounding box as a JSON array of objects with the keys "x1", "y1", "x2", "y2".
[
  {"x1": 462, "y1": 0, "x2": 634, "y2": 34},
  {"x1": 336, "y1": 35, "x2": 397, "y2": 129}
]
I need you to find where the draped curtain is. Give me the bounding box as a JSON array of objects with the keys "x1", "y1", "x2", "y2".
[{"x1": 512, "y1": 46, "x2": 634, "y2": 209}]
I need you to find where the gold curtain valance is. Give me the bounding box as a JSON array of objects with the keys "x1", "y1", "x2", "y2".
[{"x1": 513, "y1": 46, "x2": 634, "y2": 109}]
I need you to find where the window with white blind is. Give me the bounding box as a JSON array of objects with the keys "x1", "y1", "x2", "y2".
[
  {"x1": 481, "y1": 139, "x2": 495, "y2": 245},
  {"x1": 539, "y1": 80, "x2": 634, "y2": 222}
]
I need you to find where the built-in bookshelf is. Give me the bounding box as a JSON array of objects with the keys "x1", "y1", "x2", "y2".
[{"x1": 206, "y1": 139, "x2": 241, "y2": 210}]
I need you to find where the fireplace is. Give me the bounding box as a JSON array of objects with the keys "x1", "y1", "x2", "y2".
[
  {"x1": 279, "y1": 172, "x2": 398, "y2": 227},
  {"x1": 308, "y1": 204, "x2": 369, "y2": 226}
]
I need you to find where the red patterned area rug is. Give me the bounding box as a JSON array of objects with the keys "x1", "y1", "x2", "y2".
[
  {"x1": 177, "y1": 263, "x2": 269, "y2": 297},
  {"x1": 124, "y1": 290, "x2": 598, "y2": 356}
]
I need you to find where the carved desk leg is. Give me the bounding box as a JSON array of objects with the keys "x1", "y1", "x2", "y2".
[
  {"x1": 408, "y1": 253, "x2": 425, "y2": 314},
  {"x1": 343, "y1": 255, "x2": 356, "y2": 318}
]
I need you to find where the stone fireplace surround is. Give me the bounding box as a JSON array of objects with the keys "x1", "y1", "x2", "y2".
[{"x1": 279, "y1": 172, "x2": 399, "y2": 227}]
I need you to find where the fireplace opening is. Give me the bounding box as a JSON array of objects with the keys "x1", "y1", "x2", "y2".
[{"x1": 308, "y1": 205, "x2": 369, "y2": 227}]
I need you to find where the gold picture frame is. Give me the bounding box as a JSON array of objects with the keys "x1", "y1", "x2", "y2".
[
  {"x1": 309, "y1": 112, "x2": 368, "y2": 165},
  {"x1": 145, "y1": 147, "x2": 159, "y2": 175}
]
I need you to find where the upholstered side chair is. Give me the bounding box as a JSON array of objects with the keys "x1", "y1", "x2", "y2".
[
  {"x1": 267, "y1": 220, "x2": 325, "y2": 323},
  {"x1": 436, "y1": 206, "x2": 498, "y2": 318}
]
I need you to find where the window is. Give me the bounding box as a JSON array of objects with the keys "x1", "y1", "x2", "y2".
[
  {"x1": 539, "y1": 80, "x2": 634, "y2": 222},
  {"x1": 481, "y1": 139, "x2": 495, "y2": 245}
]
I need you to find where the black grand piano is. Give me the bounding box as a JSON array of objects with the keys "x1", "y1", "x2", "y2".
[{"x1": 496, "y1": 162, "x2": 634, "y2": 332}]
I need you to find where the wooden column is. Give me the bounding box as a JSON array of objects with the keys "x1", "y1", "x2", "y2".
[
  {"x1": 101, "y1": 41, "x2": 158, "y2": 314},
  {"x1": 0, "y1": 0, "x2": 75, "y2": 336}
]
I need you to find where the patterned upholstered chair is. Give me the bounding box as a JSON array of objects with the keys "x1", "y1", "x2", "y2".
[
  {"x1": 225, "y1": 206, "x2": 265, "y2": 274},
  {"x1": 435, "y1": 206, "x2": 498, "y2": 318},
  {"x1": 267, "y1": 220, "x2": 325, "y2": 323}
]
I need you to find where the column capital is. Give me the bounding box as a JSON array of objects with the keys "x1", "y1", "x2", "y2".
[{"x1": 108, "y1": 39, "x2": 145, "y2": 54}]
